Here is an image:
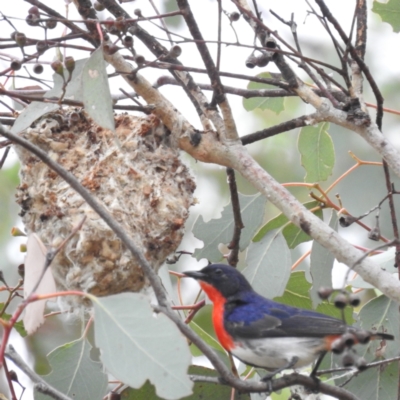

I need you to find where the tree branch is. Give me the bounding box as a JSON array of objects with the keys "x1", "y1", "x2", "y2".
[{"x1": 5, "y1": 345, "x2": 72, "y2": 400}]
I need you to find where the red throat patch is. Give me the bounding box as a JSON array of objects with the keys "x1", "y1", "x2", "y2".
[{"x1": 199, "y1": 281, "x2": 234, "y2": 351}]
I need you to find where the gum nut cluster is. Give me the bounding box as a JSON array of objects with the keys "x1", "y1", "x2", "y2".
[{"x1": 15, "y1": 109, "x2": 196, "y2": 300}]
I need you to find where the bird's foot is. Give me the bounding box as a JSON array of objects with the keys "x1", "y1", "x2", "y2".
[{"x1": 308, "y1": 373, "x2": 321, "y2": 394}]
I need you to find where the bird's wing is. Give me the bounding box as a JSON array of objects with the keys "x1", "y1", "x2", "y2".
[{"x1": 225, "y1": 309, "x2": 348, "y2": 339}]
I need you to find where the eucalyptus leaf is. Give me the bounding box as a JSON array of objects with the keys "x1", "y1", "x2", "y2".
[
  {"x1": 298, "y1": 122, "x2": 335, "y2": 183},
  {"x1": 92, "y1": 293, "x2": 193, "y2": 400},
  {"x1": 11, "y1": 102, "x2": 59, "y2": 134},
  {"x1": 35, "y1": 338, "x2": 107, "y2": 400},
  {"x1": 309, "y1": 211, "x2": 338, "y2": 307},
  {"x1": 334, "y1": 295, "x2": 399, "y2": 399},
  {"x1": 189, "y1": 321, "x2": 230, "y2": 367},
  {"x1": 274, "y1": 271, "x2": 353, "y2": 322},
  {"x1": 193, "y1": 193, "x2": 266, "y2": 262},
  {"x1": 372, "y1": 0, "x2": 400, "y2": 33},
  {"x1": 120, "y1": 365, "x2": 250, "y2": 399},
  {"x1": 45, "y1": 58, "x2": 87, "y2": 101},
  {"x1": 82, "y1": 46, "x2": 115, "y2": 131},
  {"x1": 243, "y1": 72, "x2": 285, "y2": 114},
  {"x1": 254, "y1": 201, "x2": 322, "y2": 249},
  {"x1": 244, "y1": 230, "x2": 291, "y2": 299}
]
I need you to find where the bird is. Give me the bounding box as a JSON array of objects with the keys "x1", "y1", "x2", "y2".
[{"x1": 183, "y1": 263, "x2": 394, "y2": 379}]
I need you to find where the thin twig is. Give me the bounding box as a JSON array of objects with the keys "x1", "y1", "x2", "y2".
[
  {"x1": 226, "y1": 168, "x2": 244, "y2": 267},
  {"x1": 5, "y1": 345, "x2": 72, "y2": 400}
]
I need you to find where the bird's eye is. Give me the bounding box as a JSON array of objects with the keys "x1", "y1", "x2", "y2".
[{"x1": 214, "y1": 268, "x2": 223, "y2": 275}]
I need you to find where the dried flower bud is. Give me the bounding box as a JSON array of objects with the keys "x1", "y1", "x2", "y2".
[
  {"x1": 14, "y1": 32, "x2": 27, "y2": 47},
  {"x1": 354, "y1": 329, "x2": 370, "y2": 344},
  {"x1": 341, "y1": 332, "x2": 357, "y2": 347},
  {"x1": 26, "y1": 13, "x2": 40, "y2": 26},
  {"x1": 342, "y1": 351, "x2": 356, "y2": 367},
  {"x1": 264, "y1": 37, "x2": 277, "y2": 48},
  {"x1": 33, "y1": 63, "x2": 44, "y2": 74},
  {"x1": 339, "y1": 215, "x2": 357, "y2": 227},
  {"x1": 368, "y1": 226, "x2": 380, "y2": 241},
  {"x1": 94, "y1": 1, "x2": 105, "y2": 11},
  {"x1": 51, "y1": 60, "x2": 64, "y2": 77},
  {"x1": 64, "y1": 56, "x2": 75, "y2": 73},
  {"x1": 123, "y1": 35, "x2": 134, "y2": 48},
  {"x1": 349, "y1": 293, "x2": 360, "y2": 307},
  {"x1": 17, "y1": 264, "x2": 25, "y2": 279},
  {"x1": 135, "y1": 54, "x2": 145, "y2": 65},
  {"x1": 256, "y1": 52, "x2": 270, "y2": 67},
  {"x1": 331, "y1": 337, "x2": 346, "y2": 354},
  {"x1": 46, "y1": 19, "x2": 58, "y2": 29},
  {"x1": 168, "y1": 45, "x2": 182, "y2": 58},
  {"x1": 134, "y1": 9, "x2": 142, "y2": 17},
  {"x1": 28, "y1": 6, "x2": 40, "y2": 16},
  {"x1": 356, "y1": 357, "x2": 367, "y2": 371},
  {"x1": 334, "y1": 293, "x2": 349, "y2": 309},
  {"x1": 10, "y1": 60, "x2": 22, "y2": 71},
  {"x1": 10, "y1": 31, "x2": 18, "y2": 40},
  {"x1": 245, "y1": 53, "x2": 258, "y2": 69},
  {"x1": 229, "y1": 12, "x2": 240, "y2": 22},
  {"x1": 9, "y1": 370, "x2": 19, "y2": 382},
  {"x1": 36, "y1": 41, "x2": 48, "y2": 55},
  {"x1": 317, "y1": 286, "x2": 333, "y2": 300}
]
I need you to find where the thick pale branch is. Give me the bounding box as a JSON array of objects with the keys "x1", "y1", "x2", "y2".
[{"x1": 231, "y1": 145, "x2": 400, "y2": 302}]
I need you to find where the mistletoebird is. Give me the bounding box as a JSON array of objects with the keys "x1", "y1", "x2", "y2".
[{"x1": 184, "y1": 264, "x2": 394, "y2": 378}]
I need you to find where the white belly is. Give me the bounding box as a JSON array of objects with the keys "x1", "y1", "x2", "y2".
[{"x1": 231, "y1": 337, "x2": 326, "y2": 370}]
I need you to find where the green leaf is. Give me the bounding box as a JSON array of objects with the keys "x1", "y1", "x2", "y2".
[
  {"x1": 243, "y1": 230, "x2": 291, "y2": 299},
  {"x1": 254, "y1": 201, "x2": 322, "y2": 249},
  {"x1": 82, "y1": 46, "x2": 115, "y2": 131},
  {"x1": 189, "y1": 321, "x2": 230, "y2": 367},
  {"x1": 45, "y1": 58, "x2": 87, "y2": 101},
  {"x1": 193, "y1": 193, "x2": 267, "y2": 262},
  {"x1": 358, "y1": 295, "x2": 399, "y2": 360},
  {"x1": 11, "y1": 58, "x2": 88, "y2": 135},
  {"x1": 340, "y1": 294, "x2": 398, "y2": 400},
  {"x1": 0, "y1": 306, "x2": 27, "y2": 337},
  {"x1": 35, "y1": 338, "x2": 108, "y2": 400},
  {"x1": 243, "y1": 72, "x2": 285, "y2": 114},
  {"x1": 120, "y1": 365, "x2": 250, "y2": 400},
  {"x1": 274, "y1": 271, "x2": 353, "y2": 322},
  {"x1": 333, "y1": 293, "x2": 399, "y2": 400},
  {"x1": 372, "y1": 0, "x2": 400, "y2": 33},
  {"x1": 11, "y1": 102, "x2": 60, "y2": 134},
  {"x1": 309, "y1": 211, "x2": 338, "y2": 307},
  {"x1": 298, "y1": 122, "x2": 335, "y2": 182},
  {"x1": 343, "y1": 361, "x2": 398, "y2": 400},
  {"x1": 92, "y1": 293, "x2": 193, "y2": 400}
]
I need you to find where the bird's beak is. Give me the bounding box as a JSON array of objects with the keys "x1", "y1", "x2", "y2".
[{"x1": 182, "y1": 270, "x2": 206, "y2": 280}]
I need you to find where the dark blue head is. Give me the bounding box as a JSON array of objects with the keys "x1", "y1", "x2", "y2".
[{"x1": 183, "y1": 264, "x2": 253, "y2": 298}]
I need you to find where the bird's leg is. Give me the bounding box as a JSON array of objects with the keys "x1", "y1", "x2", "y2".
[
  {"x1": 310, "y1": 351, "x2": 327, "y2": 379},
  {"x1": 261, "y1": 356, "x2": 299, "y2": 382}
]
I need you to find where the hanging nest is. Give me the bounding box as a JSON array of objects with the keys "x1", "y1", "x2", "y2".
[{"x1": 15, "y1": 109, "x2": 196, "y2": 301}]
